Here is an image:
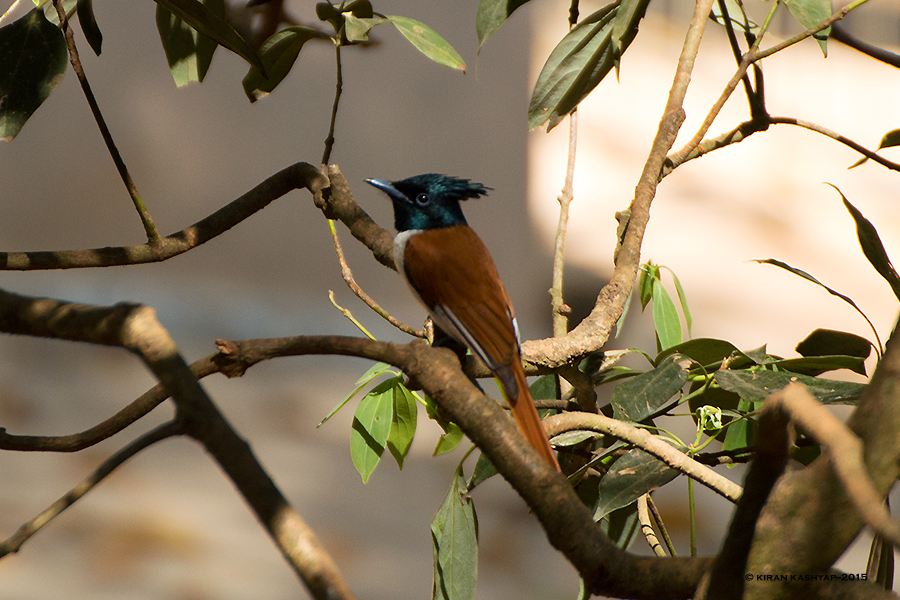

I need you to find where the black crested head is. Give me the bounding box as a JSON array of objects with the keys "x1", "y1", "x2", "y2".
[{"x1": 365, "y1": 174, "x2": 491, "y2": 232}]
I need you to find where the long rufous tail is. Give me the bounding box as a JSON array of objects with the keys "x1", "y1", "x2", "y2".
[{"x1": 506, "y1": 361, "x2": 561, "y2": 471}]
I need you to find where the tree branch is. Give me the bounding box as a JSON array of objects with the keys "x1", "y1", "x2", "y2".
[{"x1": 0, "y1": 162, "x2": 327, "y2": 270}]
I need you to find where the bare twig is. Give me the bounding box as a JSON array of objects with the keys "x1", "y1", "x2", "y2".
[
  {"x1": 770, "y1": 116, "x2": 900, "y2": 172},
  {"x1": 637, "y1": 493, "x2": 666, "y2": 557},
  {"x1": 831, "y1": 22, "x2": 900, "y2": 68},
  {"x1": 0, "y1": 162, "x2": 328, "y2": 270},
  {"x1": 646, "y1": 494, "x2": 677, "y2": 556},
  {"x1": 51, "y1": 0, "x2": 159, "y2": 242},
  {"x1": 322, "y1": 41, "x2": 342, "y2": 165},
  {"x1": 326, "y1": 220, "x2": 425, "y2": 338},
  {"x1": 550, "y1": 111, "x2": 577, "y2": 340},
  {"x1": 0, "y1": 420, "x2": 182, "y2": 557},
  {"x1": 545, "y1": 412, "x2": 742, "y2": 502}
]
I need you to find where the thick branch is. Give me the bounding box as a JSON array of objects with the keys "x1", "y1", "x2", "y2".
[{"x1": 0, "y1": 162, "x2": 327, "y2": 270}]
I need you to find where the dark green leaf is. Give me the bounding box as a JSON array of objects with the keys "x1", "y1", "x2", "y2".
[
  {"x1": 467, "y1": 452, "x2": 498, "y2": 491},
  {"x1": 651, "y1": 278, "x2": 682, "y2": 351},
  {"x1": 350, "y1": 380, "x2": 395, "y2": 483},
  {"x1": 834, "y1": 186, "x2": 900, "y2": 304},
  {"x1": 769, "y1": 355, "x2": 867, "y2": 377},
  {"x1": 611, "y1": 355, "x2": 690, "y2": 422},
  {"x1": 242, "y1": 26, "x2": 325, "y2": 102},
  {"x1": 877, "y1": 129, "x2": 900, "y2": 150},
  {"x1": 784, "y1": 0, "x2": 831, "y2": 56},
  {"x1": 386, "y1": 16, "x2": 466, "y2": 72},
  {"x1": 714, "y1": 370, "x2": 866, "y2": 405},
  {"x1": 77, "y1": 0, "x2": 102, "y2": 55},
  {"x1": 153, "y1": 0, "x2": 262, "y2": 73},
  {"x1": 638, "y1": 262, "x2": 658, "y2": 309},
  {"x1": 432, "y1": 467, "x2": 478, "y2": 600},
  {"x1": 156, "y1": 0, "x2": 222, "y2": 86},
  {"x1": 656, "y1": 338, "x2": 739, "y2": 368},
  {"x1": 476, "y1": 0, "x2": 531, "y2": 51},
  {"x1": 528, "y1": 0, "x2": 648, "y2": 131},
  {"x1": 593, "y1": 446, "x2": 679, "y2": 520},
  {"x1": 603, "y1": 503, "x2": 639, "y2": 550},
  {"x1": 387, "y1": 382, "x2": 417, "y2": 468},
  {"x1": 796, "y1": 328, "x2": 873, "y2": 360},
  {"x1": 0, "y1": 8, "x2": 68, "y2": 142}
]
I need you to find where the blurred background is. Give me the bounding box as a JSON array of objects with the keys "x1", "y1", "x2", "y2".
[{"x1": 0, "y1": 0, "x2": 898, "y2": 598}]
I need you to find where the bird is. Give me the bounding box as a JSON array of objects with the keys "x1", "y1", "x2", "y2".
[{"x1": 365, "y1": 173, "x2": 560, "y2": 471}]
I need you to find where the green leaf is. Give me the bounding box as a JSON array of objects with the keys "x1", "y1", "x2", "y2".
[
  {"x1": 386, "y1": 16, "x2": 466, "y2": 72},
  {"x1": 317, "y1": 363, "x2": 395, "y2": 428},
  {"x1": 77, "y1": 0, "x2": 102, "y2": 55},
  {"x1": 834, "y1": 186, "x2": 900, "y2": 304},
  {"x1": 784, "y1": 0, "x2": 831, "y2": 56},
  {"x1": 350, "y1": 380, "x2": 395, "y2": 483},
  {"x1": 714, "y1": 370, "x2": 866, "y2": 406},
  {"x1": 722, "y1": 400, "x2": 755, "y2": 452},
  {"x1": 156, "y1": 0, "x2": 223, "y2": 86},
  {"x1": 528, "y1": 0, "x2": 648, "y2": 131},
  {"x1": 602, "y1": 503, "x2": 640, "y2": 550},
  {"x1": 611, "y1": 355, "x2": 689, "y2": 423},
  {"x1": 475, "y1": 0, "x2": 530, "y2": 51},
  {"x1": 0, "y1": 9, "x2": 68, "y2": 142},
  {"x1": 152, "y1": 0, "x2": 262, "y2": 73},
  {"x1": 796, "y1": 329, "x2": 872, "y2": 361},
  {"x1": 242, "y1": 26, "x2": 325, "y2": 102},
  {"x1": 467, "y1": 452, "x2": 498, "y2": 491},
  {"x1": 770, "y1": 355, "x2": 867, "y2": 377},
  {"x1": 851, "y1": 128, "x2": 900, "y2": 168},
  {"x1": 656, "y1": 338, "x2": 739, "y2": 369},
  {"x1": 668, "y1": 269, "x2": 692, "y2": 337},
  {"x1": 593, "y1": 446, "x2": 679, "y2": 520},
  {"x1": 387, "y1": 382, "x2": 417, "y2": 468},
  {"x1": 710, "y1": 0, "x2": 759, "y2": 35},
  {"x1": 651, "y1": 278, "x2": 682, "y2": 351},
  {"x1": 343, "y1": 14, "x2": 384, "y2": 43},
  {"x1": 638, "y1": 262, "x2": 658, "y2": 309},
  {"x1": 434, "y1": 422, "x2": 464, "y2": 456},
  {"x1": 432, "y1": 467, "x2": 478, "y2": 600}
]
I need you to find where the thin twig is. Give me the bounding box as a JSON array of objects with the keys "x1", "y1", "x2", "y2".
[
  {"x1": 545, "y1": 412, "x2": 742, "y2": 502},
  {"x1": 51, "y1": 0, "x2": 159, "y2": 242},
  {"x1": 637, "y1": 493, "x2": 666, "y2": 557},
  {"x1": 322, "y1": 41, "x2": 342, "y2": 165},
  {"x1": 831, "y1": 22, "x2": 900, "y2": 68},
  {"x1": 0, "y1": 420, "x2": 182, "y2": 557},
  {"x1": 0, "y1": 162, "x2": 328, "y2": 270},
  {"x1": 551, "y1": 111, "x2": 577, "y2": 339},
  {"x1": 770, "y1": 116, "x2": 900, "y2": 172},
  {"x1": 646, "y1": 494, "x2": 677, "y2": 557},
  {"x1": 326, "y1": 220, "x2": 425, "y2": 338}
]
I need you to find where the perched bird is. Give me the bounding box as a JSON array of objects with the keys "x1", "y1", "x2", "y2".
[{"x1": 365, "y1": 174, "x2": 560, "y2": 470}]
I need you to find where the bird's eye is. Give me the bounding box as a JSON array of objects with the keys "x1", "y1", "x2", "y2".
[{"x1": 414, "y1": 193, "x2": 430, "y2": 206}]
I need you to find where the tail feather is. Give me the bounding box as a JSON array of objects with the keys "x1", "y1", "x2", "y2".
[{"x1": 505, "y1": 361, "x2": 560, "y2": 471}]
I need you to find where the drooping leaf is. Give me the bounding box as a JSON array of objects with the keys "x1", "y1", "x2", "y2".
[
  {"x1": 834, "y1": 186, "x2": 900, "y2": 304},
  {"x1": 528, "y1": 0, "x2": 648, "y2": 131},
  {"x1": 669, "y1": 269, "x2": 692, "y2": 337},
  {"x1": 467, "y1": 452, "x2": 498, "y2": 491},
  {"x1": 475, "y1": 0, "x2": 531, "y2": 51},
  {"x1": 343, "y1": 14, "x2": 384, "y2": 43},
  {"x1": 152, "y1": 0, "x2": 263, "y2": 72},
  {"x1": 611, "y1": 355, "x2": 690, "y2": 422},
  {"x1": 432, "y1": 467, "x2": 478, "y2": 600},
  {"x1": 350, "y1": 380, "x2": 395, "y2": 483},
  {"x1": 386, "y1": 16, "x2": 466, "y2": 72},
  {"x1": 651, "y1": 278, "x2": 682, "y2": 351},
  {"x1": 387, "y1": 382, "x2": 417, "y2": 468},
  {"x1": 242, "y1": 26, "x2": 326, "y2": 102},
  {"x1": 317, "y1": 362, "x2": 396, "y2": 428},
  {"x1": 796, "y1": 328, "x2": 872, "y2": 360},
  {"x1": 784, "y1": 0, "x2": 831, "y2": 56},
  {"x1": 0, "y1": 9, "x2": 68, "y2": 142},
  {"x1": 754, "y1": 257, "x2": 881, "y2": 350},
  {"x1": 77, "y1": 0, "x2": 102, "y2": 55},
  {"x1": 769, "y1": 354, "x2": 867, "y2": 377},
  {"x1": 714, "y1": 369, "x2": 866, "y2": 405},
  {"x1": 722, "y1": 400, "x2": 756, "y2": 452},
  {"x1": 156, "y1": 0, "x2": 223, "y2": 86},
  {"x1": 593, "y1": 446, "x2": 679, "y2": 521},
  {"x1": 603, "y1": 502, "x2": 640, "y2": 550}
]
